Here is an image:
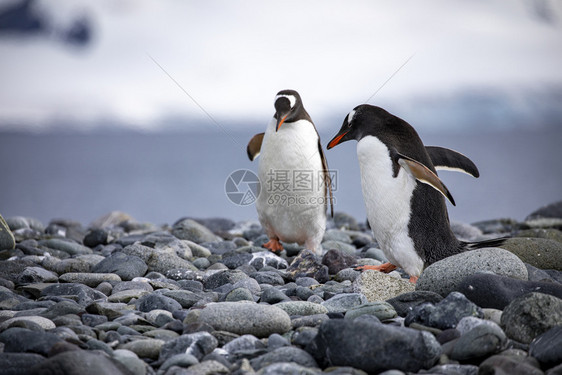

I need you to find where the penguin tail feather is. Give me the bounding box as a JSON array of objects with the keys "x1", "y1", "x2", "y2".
[{"x1": 459, "y1": 236, "x2": 509, "y2": 252}]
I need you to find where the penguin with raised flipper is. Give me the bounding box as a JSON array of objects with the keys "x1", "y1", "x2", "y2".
[{"x1": 327, "y1": 104, "x2": 503, "y2": 282}]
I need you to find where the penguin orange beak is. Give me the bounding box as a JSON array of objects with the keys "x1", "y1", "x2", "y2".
[
  {"x1": 276, "y1": 114, "x2": 288, "y2": 132},
  {"x1": 327, "y1": 130, "x2": 349, "y2": 149}
]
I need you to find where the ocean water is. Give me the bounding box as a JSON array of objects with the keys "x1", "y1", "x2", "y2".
[{"x1": 0, "y1": 127, "x2": 561, "y2": 227}]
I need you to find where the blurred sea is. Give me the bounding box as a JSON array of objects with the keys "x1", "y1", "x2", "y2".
[{"x1": 0, "y1": 126, "x2": 561, "y2": 227}]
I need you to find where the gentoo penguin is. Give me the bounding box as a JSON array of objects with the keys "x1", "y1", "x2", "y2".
[
  {"x1": 247, "y1": 90, "x2": 333, "y2": 255},
  {"x1": 327, "y1": 104, "x2": 503, "y2": 282}
]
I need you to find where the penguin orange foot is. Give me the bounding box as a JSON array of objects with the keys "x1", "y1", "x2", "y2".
[
  {"x1": 354, "y1": 262, "x2": 397, "y2": 273},
  {"x1": 263, "y1": 239, "x2": 284, "y2": 254}
]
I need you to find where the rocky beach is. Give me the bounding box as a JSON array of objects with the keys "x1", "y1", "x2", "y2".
[{"x1": 0, "y1": 201, "x2": 561, "y2": 375}]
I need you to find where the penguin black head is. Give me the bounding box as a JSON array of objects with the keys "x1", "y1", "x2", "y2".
[
  {"x1": 273, "y1": 89, "x2": 311, "y2": 131},
  {"x1": 327, "y1": 104, "x2": 396, "y2": 149}
]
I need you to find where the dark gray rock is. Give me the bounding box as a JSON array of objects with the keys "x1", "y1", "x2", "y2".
[
  {"x1": 221, "y1": 252, "x2": 253, "y2": 269},
  {"x1": 251, "y1": 346, "x2": 318, "y2": 371},
  {"x1": 449, "y1": 323, "x2": 507, "y2": 361},
  {"x1": 40, "y1": 283, "x2": 107, "y2": 306},
  {"x1": 135, "y1": 293, "x2": 182, "y2": 313},
  {"x1": 204, "y1": 269, "x2": 248, "y2": 290},
  {"x1": 0, "y1": 352, "x2": 46, "y2": 375},
  {"x1": 457, "y1": 273, "x2": 562, "y2": 309},
  {"x1": 501, "y1": 292, "x2": 562, "y2": 344},
  {"x1": 386, "y1": 290, "x2": 443, "y2": 317},
  {"x1": 91, "y1": 251, "x2": 148, "y2": 281},
  {"x1": 81, "y1": 313, "x2": 108, "y2": 327},
  {"x1": 83, "y1": 229, "x2": 108, "y2": 247},
  {"x1": 28, "y1": 349, "x2": 134, "y2": 375},
  {"x1": 40, "y1": 300, "x2": 85, "y2": 319},
  {"x1": 530, "y1": 326, "x2": 562, "y2": 368},
  {"x1": 250, "y1": 270, "x2": 285, "y2": 286},
  {"x1": 322, "y1": 249, "x2": 357, "y2": 275},
  {"x1": 0, "y1": 258, "x2": 40, "y2": 283},
  {"x1": 16, "y1": 266, "x2": 58, "y2": 284},
  {"x1": 405, "y1": 292, "x2": 483, "y2": 330},
  {"x1": 161, "y1": 290, "x2": 204, "y2": 309},
  {"x1": 0, "y1": 327, "x2": 62, "y2": 356},
  {"x1": 158, "y1": 331, "x2": 218, "y2": 362},
  {"x1": 307, "y1": 318, "x2": 441, "y2": 373},
  {"x1": 286, "y1": 250, "x2": 329, "y2": 283},
  {"x1": 260, "y1": 287, "x2": 291, "y2": 304},
  {"x1": 321, "y1": 293, "x2": 367, "y2": 313},
  {"x1": 479, "y1": 354, "x2": 544, "y2": 375}
]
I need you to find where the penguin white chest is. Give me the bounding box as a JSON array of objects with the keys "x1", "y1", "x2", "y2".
[
  {"x1": 356, "y1": 136, "x2": 424, "y2": 276},
  {"x1": 256, "y1": 119, "x2": 326, "y2": 246}
]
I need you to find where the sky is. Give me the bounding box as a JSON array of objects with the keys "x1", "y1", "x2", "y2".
[{"x1": 0, "y1": 0, "x2": 561, "y2": 133}]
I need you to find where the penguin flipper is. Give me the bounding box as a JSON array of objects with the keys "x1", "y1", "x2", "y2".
[
  {"x1": 247, "y1": 133, "x2": 265, "y2": 161},
  {"x1": 426, "y1": 146, "x2": 480, "y2": 178},
  {"x1": 396, "y1": 153, "x2": 456, "y2": 206}
]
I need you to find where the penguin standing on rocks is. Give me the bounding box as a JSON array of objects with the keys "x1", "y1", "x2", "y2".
[
  {"x1": 327, "y1": 104, "x2": 503, "y2": 282},
  {"x1": 247, "y1": 90, "x2": 333, "y2": 255}
]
